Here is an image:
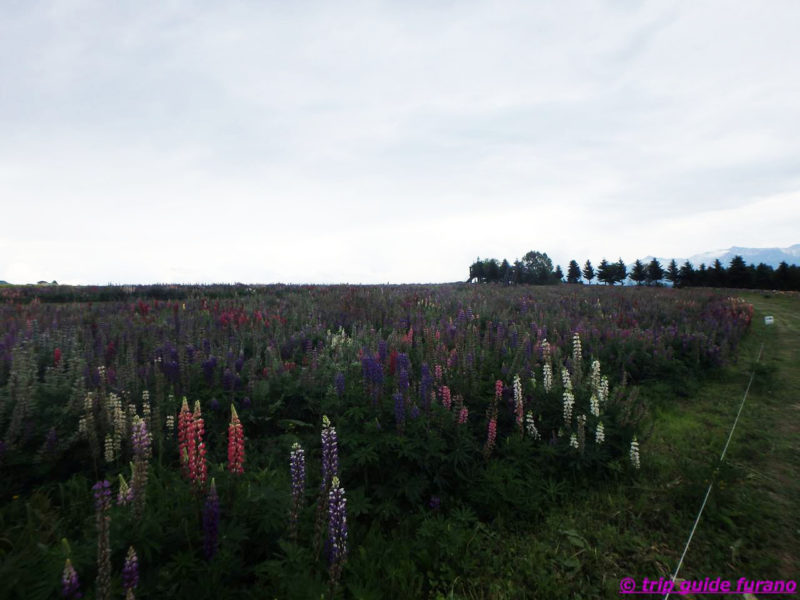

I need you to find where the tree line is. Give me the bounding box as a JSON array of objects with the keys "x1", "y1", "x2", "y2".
[{"x1": 469, "y1": 252, "x2": 800, "y2": 291}]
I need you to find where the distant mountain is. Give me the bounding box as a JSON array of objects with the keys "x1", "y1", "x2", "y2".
[
  {"x1": 643, "y1": 244, "x2": 800, "y2": 270},
  {"x1": 685, "y1": 244, "x2": 800, "y2": 268}
]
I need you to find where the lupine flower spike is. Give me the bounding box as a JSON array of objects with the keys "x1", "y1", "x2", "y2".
[
  {"x1": 327, "y1": 476, "x2": 348, "y2": 591},
  {"x1": 289, "y1": 442, "x2": 306, "y2": 540},
  {"x1": 227, "y1": 405, "x2": 245, "y2": 474},
  {"x1": 630, "y1": 437, "x2": 641, "y2": 469},
  {"x1": 202, "y1": 479, "x2": 220, "y2": 560},
  {"x1": 61, "y1": 558, "x2": 82, "y2": 599},
  {"x1": 122, "y1": 546, "x2": 139, "y2": 600}
]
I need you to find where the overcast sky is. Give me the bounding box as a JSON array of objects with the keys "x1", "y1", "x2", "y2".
[{"x1": 2, "y1": 1, "x2": 799, "y2": 284}]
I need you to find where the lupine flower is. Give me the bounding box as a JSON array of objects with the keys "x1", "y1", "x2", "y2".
[
  {"x1": 569, "y1": 433, "x2": 579, "y2": 449},
  {"x1": 434, "y1": 364, "x2": 443, "y2": 382},
  {"x1": 494, "y1": 380, "x2": 503, "y2": 404},
  {"x1": 542, "y1": 363, "x2": 553, "y2": 393},
  {"x1": 202, "y1": 479, "x2": 220, "y2": 560},
  {"x1": 393, "y1": 392, "x2": 405, "y2": 429},
  {"x1": 513, "y1": 375, "x2": 523, "y2": 433},
  {"x1": 117, "y1": 474, "x2": 133, "y2": 506},
  {"x1": 590, "y1": 394, "x2": 600, "y2": 417},
  {"x1": 428, "y1": 495, "x2": 441, "y2": 511},
  {"x1": 61, "y1": 558, "x2": 82, "y2": 599},
  {"x1": 630, "y1": 437, "x2": 640, "y2": 469},
  {"x1": 440, "y1": 385, "x2": 451, "y2": 410},
  {"x1": 92, "y1": 480, "x2": 112, "y2": 600},
  {"x1": 104, "y1": 434, "x2": 114, "y2": 463},
  {"x1": 227, "y1": 405, "x2": 245, "y2": 474},
  {"x1": 562, "y1": 389, "x2": 575, "y2": 425},
  {"x1": 589, "y1": 360, "x2": 602, "y2": 395},
  {"x1": 177, "y1": 398, "x2": 195, "y2": 480},
  {"x1": 131, "y1": 416, "x2": 151, "y2": 518},
  {"x1": 334, "y1": 372, "x2": 345, "y2": 397},
  {"x1": 289, "y1": 443, "x2": 305, "y2": 540},
  {"x1": 541, "y1": 339, "x2": 551, "y2": 363},
  {"x1": 457, "y1": 405, "x2": 469, "y2": 425},
  {"x1": 525, "y1": 411, "x2": 541, "y2": 440},
  {"x1": 122, "y1": 546, "x2": 138, "y2": 599},
  {"x1": 595, "y1": 422, "x2": 605, "y2": 444},
  {"x1": 320, "y1": 416, "x2": 339, "y2": 491},
  {"x1": 165, "y1": 414, "x2": 175, "y2": 438},
  {"x1": 561, "y1": 367, "x2": 572, "y2": 392},
  {"x1": 572, "y1": 332, "x2": 582, "y2": 366},
  {"x1": 54, "y1": 347, "x2": 62, "y2": 366},
  {"x1": 483, "y1": 416, "x2": 497, "y2": 458},
  {"x1": 192, "y1": 401, "x2": 208, "y2": 486},
  {"x1": 327, "y1": 476, "x2": 348, "y2": 588},
  {"x1": 599, "y1": 376, "x2": 610, "y2": 405}
]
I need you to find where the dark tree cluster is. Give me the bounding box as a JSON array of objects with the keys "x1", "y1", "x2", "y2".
[
  {"x1": 469, "y1": 251, "x2": 800, "y2": 291},
  {"x1": 671, "y1": 257, "x2": 800, "y2": 290},
  {"x1": 468, "y1": 251, "x2": 563, "y2": 285}
]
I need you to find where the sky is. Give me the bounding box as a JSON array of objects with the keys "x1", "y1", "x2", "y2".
[{"x1": 1, "y1": 1, "x2": 799, "y2": 285}]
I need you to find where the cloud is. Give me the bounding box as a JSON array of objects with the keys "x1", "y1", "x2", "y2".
[{"x1": 1, "y1": 1, "x2": 799, "y2": 283}]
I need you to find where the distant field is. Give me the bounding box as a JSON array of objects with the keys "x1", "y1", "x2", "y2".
[{"x1": 2, "y1": 284, "x2": 794, "y2": 599}]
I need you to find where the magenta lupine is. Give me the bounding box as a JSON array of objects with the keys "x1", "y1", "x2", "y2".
[
  {"x1": 327, "y1": 476, "x2": 348, "y2": 590},
  {"x1": 202, "y1": 479, "x2": 220, "y2": 560},
  {"x1": 289, "y1": 443, "x2": 306, "y2": 541},
  {"x1": 92, "y1": 480, "x2": 112, "y2": 600},
  {"x1": 61, "y1": 558, "x2": 82, "y2": 599},
  {"x1": 227, "y1": 405, "x2": 245, "y2": 475},
  {"x1": 494, "y1": 379, "x2": 503, "y2": 404},
  {"x1": 122, "y1": 546, "x2": 138, "y2": 600}
]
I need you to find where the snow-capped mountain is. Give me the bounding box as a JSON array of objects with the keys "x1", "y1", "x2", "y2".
[{"x1": 644, "y1": 244, "x2": 800, "y2": 269}]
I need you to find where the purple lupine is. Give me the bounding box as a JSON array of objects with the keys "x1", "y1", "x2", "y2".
[
  {"x1": 397, "y1": 367, "x2": 409, "y2": 395},
  {"x1": 131, "y1": 417, "x2": 150, "y2": 458},
  {"x1": 61, "y1": 558, "x2": 82, "y2": 599},
  {"x1": 320, "y1": 416, "x2": 339, "y2": 491},
  {"x1": 396, "y1": 352, "x2": 411, "y2": 375},
  {"x1": 419, "y1": 363, "x2": 432, "y2": 411},
  {"x1": 122, "y1": 546, "x2": 139, "y2": 598},
  {"x1": 93, "y1": 480, "x2": 112, "y2": 600},
  {"x1": 289, "y1": 443, "x2": 306, "y2": 540},
  {"x1": 202, "y1": 479, "x2": 220, "y2": 560},
  {"x1": 393, "y1": 392, "x2": 405, "y2": 429},
  {"x1": 327, "y1": 476, "x2": 348, "y2": 588},
  {"x1": 334, "y1": 372, "x2": 345, "y2": 397},
  {"x1": 377, "y1": 340, "x2": 388, "y2": 363}
]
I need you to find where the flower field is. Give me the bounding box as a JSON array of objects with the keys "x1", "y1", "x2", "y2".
[{"x1": 0, "y1": 284, "x2": 754, "y2": 598}]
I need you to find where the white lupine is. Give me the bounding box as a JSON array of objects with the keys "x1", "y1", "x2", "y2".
[
  {"x1": 630, "y1": 437, "x2": 640, "y2": 469},
  {"x1": 165, "y1": 414, "x2": 175, "y2": 439},
  {"x1": 590, "y1": 360, "x2": 602, "y2": 394},
  {"x1": 569, "y1": 433, "x2": 579, "y2": 449},
  {"x1": 590, "y1": 393, "x2": 600, "y2": 417},
  {"x1": 525, "y1": 411, "x2": 541, "y2": 440},
  {"x1": 599, "y1": 376, "x2": 609, "y2": 405},
  {"x1": 513, "y1": 375, "x2": 523, "y2": 431},
  {"x1": 541, "y1": 339, "x2": 551, "y2": 363},
  {"x1": 543, "y1": 364, "x2": 553, "y2": 393},
  {"x1": 595, "y1": 422, "x2": 605, "y2": 444},
  {"x1": 104, "y1": 433, "x2": 115, "y2": 463},
  {"x1": 572, "y1": 332, "x2": 582, "y2": 366},
  {"x1": 562, "y1": 389, "x2": 575, "y2": 425},
  {"x1": 561, "y1": 367, "x2": 572, "y2": 392}
]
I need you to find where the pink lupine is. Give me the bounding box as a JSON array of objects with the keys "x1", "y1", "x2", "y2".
[
  {"x1": 441, "y1": 386, "x2": 451, "y2": 410},
  {"x1": 494, "y1": 380, "x2": 503, "y2": 404},
  {"x1": 483, "y1": 416, "x2": 497, "y2": 458},
  {"x1": 227, "y1": 405, "x2": 245, "y2": 474},
  {"x1": 193, "y1": 401, "x2": 207, "y2": 486},
  {"x1": 457, "y1": 406, "x2": 469, "y2": 425}
]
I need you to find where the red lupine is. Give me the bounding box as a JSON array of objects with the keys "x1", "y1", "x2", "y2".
[
  {"x1": 227, "y1": 405, "x2": 245, "y2": 474},
  {"x1": 193, "y1": 401, "x2": 207, "y2": 487},
  {"x1": 178, "y1": 398, "x2": 195, "y2": 480}
]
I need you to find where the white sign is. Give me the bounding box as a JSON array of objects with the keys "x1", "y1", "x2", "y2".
[{"x1": 764, "y1": 316, "x2": 774, "y2": 325}]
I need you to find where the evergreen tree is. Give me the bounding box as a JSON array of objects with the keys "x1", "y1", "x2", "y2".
[
  {"x1": 597, "y1": 259, "x2": 612, "y2": 285},
  {"x1": 678, "y1": 261, "x2": 695, "y2": 287},
  {"x1": 612, "y1": 258, "x2": 627, "y2": 285},
  {"x1": 727, "y1": 255, "x2": 749, "y2": 288},
  {"x1": 566, "y1": 260, "x2": 582, "y2": 284},
  {"x1": 630, "y1": 260, "x2": 646, "y2": 286},
  {"x1": 710, "y1": 259, "x2": 726, "y2": 287},
  {"x1": 665, "y1": 259, "x2": 680, "y2": 286},
  {"x1": 646, "y1": 259, "x2": 664, "y2": 286},
  {"x1": 582, "y1": 259, "x2": 595, "y2": 284},
  {"x1": 553, "y1": 265, "x2": 564, "y2": 283}
]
